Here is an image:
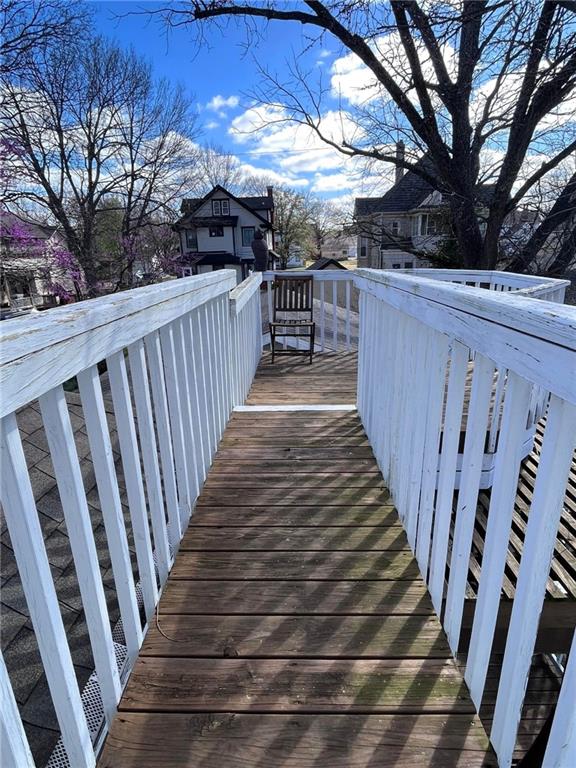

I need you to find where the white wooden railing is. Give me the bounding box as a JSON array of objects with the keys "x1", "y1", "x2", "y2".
[
  {"x1": 262, "y1": 270, "x2": 357, "y2": 352},
  {"x1": 355, "y1": 268, "x2": 575, "y2": 768},
  {"x1": 0, "y1": 270, "x2": 262, "y2": 768}
]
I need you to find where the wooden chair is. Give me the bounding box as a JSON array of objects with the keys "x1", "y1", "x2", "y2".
[{"x1": 269, "y1": 276, "x2": 315, "y2": 363}]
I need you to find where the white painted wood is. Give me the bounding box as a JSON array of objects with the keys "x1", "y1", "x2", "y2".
[
  {"x1": 415, "y1": 331, "x2": 450, "y2": 573},
  {"x1": 190, "y1": 308, "x2": 214, "y2": 469},
  {"x1": 144, "y1": 331, "x2": 182, "y2": 548},
  {"x1": 183, "y1": 313, "x2": 208, "y2": 480},
  {"x1": 0, "y1": 271, "x2": 237, "y2": 417},
  {"x1": 428, "y1": 340, "x2": 468, "y2": 615},
  {"x1": 345, "y1": 280, "x2": 351, "y2": 351},
  {"x1": 332, "y1": 280, "x2": 338, "y2": 351},
  {"x1": 487, "y1": 366, "x2": 507, "y2": 453},
  {"x1": 208, "y1": 300, "x2": 225, "y2": 439},
  {"x1": 172, "y1": 319, "x2": 199, "y2": 509},
  {"x1": 106, "y1": 352, "x2": 158, "y2": 620},
  {"x1": 320, "y1": 281, "x2": 325, "y2": 352},
  {"x1": 234, "y1": 404, "x2": 357, "y2": 412},
  {"x1": 543, "y1": 627, "x2": 576, "y2": 768},
  {"x1": 127, "y1": 339, "x2": 172, "y2": 575},
  {"x1": 0, "y1": 414, "x2": 95, "y2": 768},
  {"x1": 0, "y1": 650, "x2": 35, "y2": 767},
  {"x1": 198, "y1": 303, "x2": 218, "y2": 457},
  {"x1": 77, "y1": 366, "x2": 143, "y2": 662},
  {"x1": 159, "y1": 323, "x2": 192, "y2": 527},
  {"x1": 491, "y1": 397, "x2": 576, "y2": 768},
  {"x1": 354, "y1": 271, "x2": 576, "y2": 404},
  {"x1": 464, "y1": 372, "x2": 533, "y2": 707},
  {"x1": 444, "y1": 354, "x2": 495, "y2": 652},
  {"x1": 39, "y1": 387, "x2": 122, "y2": 725}
]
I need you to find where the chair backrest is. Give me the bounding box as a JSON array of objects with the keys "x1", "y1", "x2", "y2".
[{"x1": 273, "y1": 276, "x2": 314, "y2": 320}]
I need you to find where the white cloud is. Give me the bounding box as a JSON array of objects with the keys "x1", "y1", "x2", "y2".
[
  {"x1": 205, "y1": 120, "x2": 219, "y2": 130},
  {"x1": 205, "y1": 94, "x2": 240, "y2": 118}
]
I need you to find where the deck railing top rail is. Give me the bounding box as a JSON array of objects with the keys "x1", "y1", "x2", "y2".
[
  {"x1": 0, "y1": 271, "x2": 237, "y2": 418},
  {"x1": 355, "y1": 268, "x2": 575, "y2": 405}
]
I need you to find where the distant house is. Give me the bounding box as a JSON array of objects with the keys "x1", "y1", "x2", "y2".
[
  {"x1": 174, "y1": 185, "x2": 276, "y2": 283},
  {"x1": 354, "y1": 143, "x2": 494, "y2": 270},
  {"x1": 308, "y1": 257, "x2": 349, "y2": 271},
  {"x1": 0, "y1": 212, "x2": 71, "y2": 310},
  {"x1": 319, "y1": 234, "x2": 357, "y2": 262}
]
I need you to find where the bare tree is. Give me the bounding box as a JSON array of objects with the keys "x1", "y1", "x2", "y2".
[
  {"x1": 0, "y1": 0, "x2": 90, "y2": 76},
  {"x1": 2, "y1": 35, "x2": 198, "y2": 293},
  {"x1": 158, "y1": 1, "x2": 576, "y2": 270}
]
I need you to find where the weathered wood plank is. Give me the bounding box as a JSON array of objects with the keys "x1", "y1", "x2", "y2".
[
  {"x1": 196, "y1": 487, "x2": 390, "y2": 506},
  {"x1": 119, "y1": 657, "x2": 476, "y2": 713},
  {"x1": 180, "y1": 525, "x2": 408, "y2": 551},
  {"x1": 99, "y1": 712, "x2": 496, "y2": 768},
  {"x1": 188, "y1": 505, "x2": 397, "y2": 527},
  {"x1": 209, "y1": 459, "x2": 380, "y2": 473},
  {"x1": 158, "y1": 579, "x2": 435, "y2": 615},
  {"x1": 203, "y1": 472, "x2": 385, "y2": 487},
  {"x1": 142, "y1": 615, "x2": 450, "y2": 658},
  {"x1": 170, "y1": 551, "x2": 420, "y2": 580}
]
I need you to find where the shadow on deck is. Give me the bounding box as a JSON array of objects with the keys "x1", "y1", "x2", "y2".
[{"x1": 98, "y1": 354, "x2": 497, "y2": 767}]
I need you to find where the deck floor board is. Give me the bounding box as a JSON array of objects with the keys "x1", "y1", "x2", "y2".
[{"x1": 98, "y1": 355, "x2": 495, "y2": 767}]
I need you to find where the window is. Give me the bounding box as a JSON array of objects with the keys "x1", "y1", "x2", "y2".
[
  {"x1": 242, "y1": 226, "x2": 255, "y2": 247},
  {"x1": 360, "y1": 237, "x2": 368, "y2": 258},
  {"x1": 391, "y1": 221, "x2": 400, "y2": 235},
  {"x1": 209, "y1": 225, "x2": 224, "y2": 237},
  {"x1": 212, "y1": 199, "x2": 229, "y2": 216},
  {"x1": 420, "y1": 214, "x2": 439, "y2": 236},
  {"x1": 392, "y1": 263, "x2": 401, "y2": 269},
  {"x1": 404, "y1": 261, "x2": 414, "y2": 269},
  {"x1": 342, "y1": 249, "x2": 348, "y2": 255},
  {"x1": 185, "y1": 229, "x2": 198, "y2": 251}
]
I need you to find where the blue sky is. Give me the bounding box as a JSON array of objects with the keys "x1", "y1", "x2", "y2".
[{"x1": 90, "y1": 1, "x2": 389, "y2": 206}]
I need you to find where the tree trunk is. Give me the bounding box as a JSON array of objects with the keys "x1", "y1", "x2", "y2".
[{"x1": 449, "y1": 197, "x2": 485, "y2": 268}]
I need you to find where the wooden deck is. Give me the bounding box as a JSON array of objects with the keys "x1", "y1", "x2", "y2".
[{"x1": 98, "y1": 356, "x2": 496, "y2": 767}]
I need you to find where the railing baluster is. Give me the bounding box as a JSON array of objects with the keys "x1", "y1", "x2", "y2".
[
  {"x1": 320, "y1": 281, "x2": 325, "y2": 352},
  {"x1": 0, "y1": 650, "x2": 34, "y2": 767},
  {"x1": 159, "y1": 324, "x2": 192, "y2": 527},
  {"x1": 144, "y1": 331, "x2": 182, "y2": 548},
  {"x1": 39, "y1": 386, "x2": 122, "y2": 724},
  {"x1": 491, "y1": 397, "x2": 576, "y2": 768},
  {"x1": 332, "y1": 280, "x2": 338, "y2": 351},
  {"x1": 183, "y1": 313, "x2": 208, "y2": 480},
  {"x1": 106, "y1": 351, "x2": 158, "y2": 619},
  {"x1": 198, "y1": 303, "x2": 218, "y2": 456},
  {"x1": 345, "y1": 280, "x2": 351, "y2": 351},
  {"x1": 0, "y1": 414, "x2": 95, "y2": 768},
  {"x1": 543, "y1": 626, "x2": 576, "y2": 767},
  {"x1": 127, "y1": 341, "x2": 172, "y2": 580},
  {"x1": 172, "y1": 319, "x2": 200, "y2": 507},
  {"x1": 465, "y1": 372, "x2": 533, "y2": 707},
  {"x1": 77, "y1": 365, "x2": 143, "y2": 662},
  {"x1": 415, "y1": 331, "x2": 450, "y2": 573},
  {"x1": 428, "y1": 340, "x2": 468, "y2": 615},
  {"x1": 444, "y1": 354, "x2": 495, "y2": 652}
]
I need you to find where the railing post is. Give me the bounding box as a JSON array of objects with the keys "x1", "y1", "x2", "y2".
[{"x1": 0, "y1": 650, "x2": 35, "y2": 767}]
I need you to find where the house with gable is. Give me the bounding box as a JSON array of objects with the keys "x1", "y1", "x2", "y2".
[
  {"x1": 354, "y1": 143, "x2": 495, "y2": 270},
  {"x1": 174, "y1": 185, "x2": 276, "y2": 283}
]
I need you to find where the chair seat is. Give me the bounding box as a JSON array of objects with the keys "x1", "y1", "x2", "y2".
[{"x1": 270, "y1": 320, "x2": 315, "y2": 327}]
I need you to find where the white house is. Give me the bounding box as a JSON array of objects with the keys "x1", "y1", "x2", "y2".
[{"x1": 174, "y1": 185, "x2": 276, "y2": 283}]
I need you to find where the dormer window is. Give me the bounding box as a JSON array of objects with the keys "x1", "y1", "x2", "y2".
[{"x1": 212, "y1": 199, "x2": 230, "y2": 216}]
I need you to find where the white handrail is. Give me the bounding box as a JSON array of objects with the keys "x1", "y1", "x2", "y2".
[
  {"x1": 0, "y1": 270, "x2": 263, "y2": 767},
  {"x1": 355, "y1": 268, "x2": 575, "y2": 768}
]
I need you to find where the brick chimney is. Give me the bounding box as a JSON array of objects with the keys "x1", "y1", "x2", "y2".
[
  {"x1": 395, "y1": 141, "x2": 405, "y2": 185},
  {"x1": 267, "y1": 186, "x2": 274, "y2": 225}
]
